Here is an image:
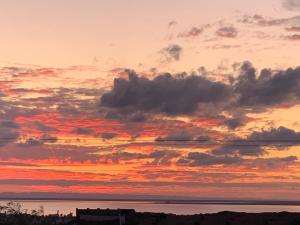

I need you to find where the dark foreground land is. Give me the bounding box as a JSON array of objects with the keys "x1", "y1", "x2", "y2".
[
  {"x1": 133, "y1": 211, "x2": 300, "y2": 225},
  {"x1": 2, "y1": 211, "x2": 300, "y2": 225}
]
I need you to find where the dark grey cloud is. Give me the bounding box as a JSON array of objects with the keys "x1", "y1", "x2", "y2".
[
  {"x1": 249, "y1": 126, "x2": 300, "y2": 146},
  {"x1": 233, "y1": 62, "x2": 300, "y2": 107},
  {"x1": 0, "y1": 120, "x2": 19, "y2": 147},
  {"x1": 101, "y1": 63, "x2": 300, "y2": 124},
  {"x1": 0, "y1": 143, "x2": 100, "y2": 163},
  {"x1": 212, "y1": 126, "x2": 300, "y2": 157},
  {"x1": 177, "y1": 151, "x2": 298, "y2": 168},
  {"x1": 101, "y1": 70, "x2": 231, "y2": 115},
  {"x1": 223, "y1": 116, "x2": 247, "y2": 130},
  {"x1": 147, "y1": 150, "x2": 180, "y2": 166},
  {"x1": 73, "y1": 127, "x2": 95, "y2": 135},
  {"x1": 32, "y1": 121, "x2": 59, "y2": 132},
  {"x1": 100, "y1": 133, "x2": 118, "y2": 140},
  {"x1": 247, "y1": 156, "x2": 298, "y2": 169},
  {"x1": 283, "y1": 0, "x2": 300, "y2": 10},
  {"x1": 100, "y1": 150, "x2": 180, "y2": 166},
  {"x1": 212, "y1": 144, "x2": 265, "y2": 157},
  {"x1": 155, "y1": 131, "x2": 212, "y2": 150},
  {"x1": 177, "y1": 27, "x2": 203, "y2": 38},
  {"x1": 177, "y1": 152, "x2": 243, "y2": 166},
  {"x1": 160, "y1": 44, "x2": 183, "y2": 62},
  {"x1": 102, "y1": 151, "x2": 148, "y2": 164},
  {"x1": 216, "y1": 26, "x2": 238, "y2": 38},
  {"x1": 0, "y1": 121, "x2": 19, "y2": 129}
]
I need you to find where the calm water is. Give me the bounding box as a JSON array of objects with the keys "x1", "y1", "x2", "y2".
[{"x1": 1, "y1": 200, "x2": 300, "y2": 215}]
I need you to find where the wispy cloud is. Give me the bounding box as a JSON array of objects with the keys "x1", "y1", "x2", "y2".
[
  {"x1": 159, "y1": 44, "x2": 183, "y2": 62},
  {"x1": 177, "y1": 27, "x2": 203, "y2": 38},
  {"x1": 216, "y1": 26, "x2": 238, "y2": 38},
  {"x1": 283, "y1": 0, "x2": 300, "y2": 10}
]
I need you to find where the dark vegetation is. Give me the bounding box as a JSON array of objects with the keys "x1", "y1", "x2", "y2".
[
  {"x1": 131, "y1": 211, "x2": 300, "y2": 225},
  {"x1": 0, "y1": 202, "x2": 73, "y2": 225},
  {"x1": 1, "y1": 202, "x2": 300, "y2": 225}
]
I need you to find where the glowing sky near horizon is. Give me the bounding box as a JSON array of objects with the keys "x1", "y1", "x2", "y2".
[{"x1": 1, "y1": 0, "x2": 300, "y2": 200}]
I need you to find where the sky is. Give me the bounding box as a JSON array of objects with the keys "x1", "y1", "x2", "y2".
[{"x1": 1, "y1": 0, "x2": 300, "y2": 200}]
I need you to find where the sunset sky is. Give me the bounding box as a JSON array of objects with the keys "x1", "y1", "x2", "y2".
[{"x1": 1, "y1": 0, "x2": 300, "y2": 200}]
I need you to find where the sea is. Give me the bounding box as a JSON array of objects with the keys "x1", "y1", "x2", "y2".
[{"x1": 1, "y1": 200, "x2": 300, "y2": 215}]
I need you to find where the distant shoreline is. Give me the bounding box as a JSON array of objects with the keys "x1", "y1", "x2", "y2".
[{"x1": 2, "y1": 198, "x2": 300, "y2": 206}]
